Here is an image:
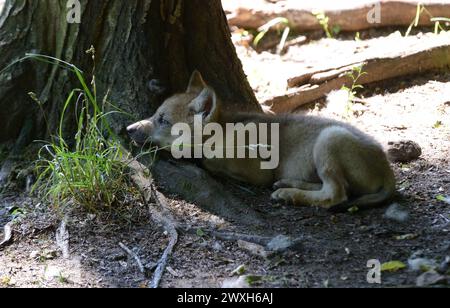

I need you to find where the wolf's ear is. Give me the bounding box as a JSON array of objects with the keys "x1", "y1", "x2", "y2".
[
  {"x1": 187, "y1": 70, "x2": 207, "y2": 94},
  {"x1": 189, "y1": 88, "x2": 220, "y2": 123}
]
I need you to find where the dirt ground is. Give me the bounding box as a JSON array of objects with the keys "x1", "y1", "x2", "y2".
[{"x1": 1, "y1": 16, "x2": 450, "y2": 287}]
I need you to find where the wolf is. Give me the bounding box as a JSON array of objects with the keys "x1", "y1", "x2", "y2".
[{"x1": 127, "y1": 71, "x2": 396, "y2": 210}]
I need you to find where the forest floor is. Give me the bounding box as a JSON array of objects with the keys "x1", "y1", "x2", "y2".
[{"x1": 1, "y1": 20, "x2": 450, "y2": 287}]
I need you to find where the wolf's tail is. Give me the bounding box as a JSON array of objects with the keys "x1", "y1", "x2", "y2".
[{"x1": 330, "y1": 171, "x2": 396, "y2": 213}]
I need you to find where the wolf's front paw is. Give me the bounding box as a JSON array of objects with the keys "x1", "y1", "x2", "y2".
[
  {"x1": 271, "y1": 188, "x2": 300, "y2": 206},
  {"x1": 273, "y1": 180, "x2": 290, "y2": 190}
]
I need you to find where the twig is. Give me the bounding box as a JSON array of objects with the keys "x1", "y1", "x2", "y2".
[
  {"x1": 149, "y1": 186, "x2": 179, "y2": 289},
  {"x1": 178, "y1": 225, "x2": 272, "y2": 246},
  {"x1": 177, "y1": 224, "x2": 306, "y2": 250},
  {"x1": 119, "y1": 242, "x2": 145, "y2": 275}
]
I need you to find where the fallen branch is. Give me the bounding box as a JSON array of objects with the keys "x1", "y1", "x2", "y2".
[
  {"x1": 225, "y1": 0, "x2": 450, "y2": 32},
  {"x1": 123, "y1": 153, "x2": 179, "y2": 288},
  {"x1": 263, "y1": 39, "x2": 450, "y2": 113},
  {"x1": 119, "y1": 242, "x2": 146, "y2": 275}
]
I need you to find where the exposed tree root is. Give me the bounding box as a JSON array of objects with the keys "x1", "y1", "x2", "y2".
[
  {"x1": 151, "y1": 159, "x2": 265, "y2": 227},
  {"x1": 123, "y1": 153, "x2": 178, "y2": 288}
]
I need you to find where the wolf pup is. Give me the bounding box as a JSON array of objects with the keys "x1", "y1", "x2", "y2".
[{"x1": 127, "y1": 71, "x2": 396, "y2": 210}]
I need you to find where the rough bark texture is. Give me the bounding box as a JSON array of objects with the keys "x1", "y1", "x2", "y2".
[
  {"x1": 0, "y1": 0, "x2": 263, "y2": 219},
  {"x1": 0, "y1": 0, "x2": 260, "y2": 148}
]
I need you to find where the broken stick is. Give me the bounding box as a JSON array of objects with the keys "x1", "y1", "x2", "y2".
[{"x1": 119, "y1": 242, "x2": 146, "y2": 275}]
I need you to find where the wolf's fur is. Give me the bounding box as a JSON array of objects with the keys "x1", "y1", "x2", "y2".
[{"x1": 127, "y1": 71, "x2": 396, "y2": 209}]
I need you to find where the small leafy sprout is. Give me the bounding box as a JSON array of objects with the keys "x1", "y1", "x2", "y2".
[
  {"x1": 312, "y1": 10, "x2": 335, "y2": 38},
  {"x1": 332, "y1": 25, "x2": 342, "y2": 37},
  {"x1": 341, "y1": 65, "x2": 367, "y2": 118},
  {"x1": 433, "y1": 120, "x2": 443, "y2": 129}
]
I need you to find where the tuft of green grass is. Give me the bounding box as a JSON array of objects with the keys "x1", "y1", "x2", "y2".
[{"x1": 27, "y1": 51, "x2": 136, "y2": 212}]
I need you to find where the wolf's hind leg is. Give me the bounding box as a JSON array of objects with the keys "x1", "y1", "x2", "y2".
[
  {"x1": 273, "y1": 179, "x2": 322, "y2": 190},
  {"x1": 271, "y1": 176, "x2": 347, "y2": 209}
]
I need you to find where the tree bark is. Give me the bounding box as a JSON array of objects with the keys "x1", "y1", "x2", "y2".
[{"x1": 0, "y1": 0, "x2": 260, "y2": 148}]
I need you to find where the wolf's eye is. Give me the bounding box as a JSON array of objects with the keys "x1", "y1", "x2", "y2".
[{"x1": 158, "y1": 114, "x2": 171, "y2": 126}]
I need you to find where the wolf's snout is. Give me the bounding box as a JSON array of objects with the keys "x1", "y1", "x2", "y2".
[
  {"x1": 127, "y1": 120, "x2": 152, "y2": 145},
  {"x1": 126, "y1": 125, "x2": 138, "y2": 135}
]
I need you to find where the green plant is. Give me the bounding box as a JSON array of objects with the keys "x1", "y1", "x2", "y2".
[
  {"x1": 341, "y1": 65, "x2": 367, "y2": 117},
  {"x1": 312, "y1": 10, "x2": 340, "y2": 38},
  {"x1": 27, "y1": 51, "x2": 136, "y2": 212},
  {"x1": 405, "y1": 4, "x2": 449, "y2": 36}
]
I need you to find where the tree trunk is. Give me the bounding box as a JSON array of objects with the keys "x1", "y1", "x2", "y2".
[{"x1": 0, "y1": 0, "x2": 260, "y2": 149}]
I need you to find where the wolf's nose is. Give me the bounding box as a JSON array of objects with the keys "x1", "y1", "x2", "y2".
[{"x1": 127, "y1": 125, "x2": 137, "y2": 135}]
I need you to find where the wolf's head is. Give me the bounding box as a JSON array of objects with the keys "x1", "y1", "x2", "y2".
[{"x1": 127, "y1": 71, "x2": 221, "y2": 148}]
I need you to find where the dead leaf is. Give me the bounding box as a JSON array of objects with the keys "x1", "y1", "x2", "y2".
[{"x1": 395, "y1": 234, "x2": 419, "y2": 241}]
